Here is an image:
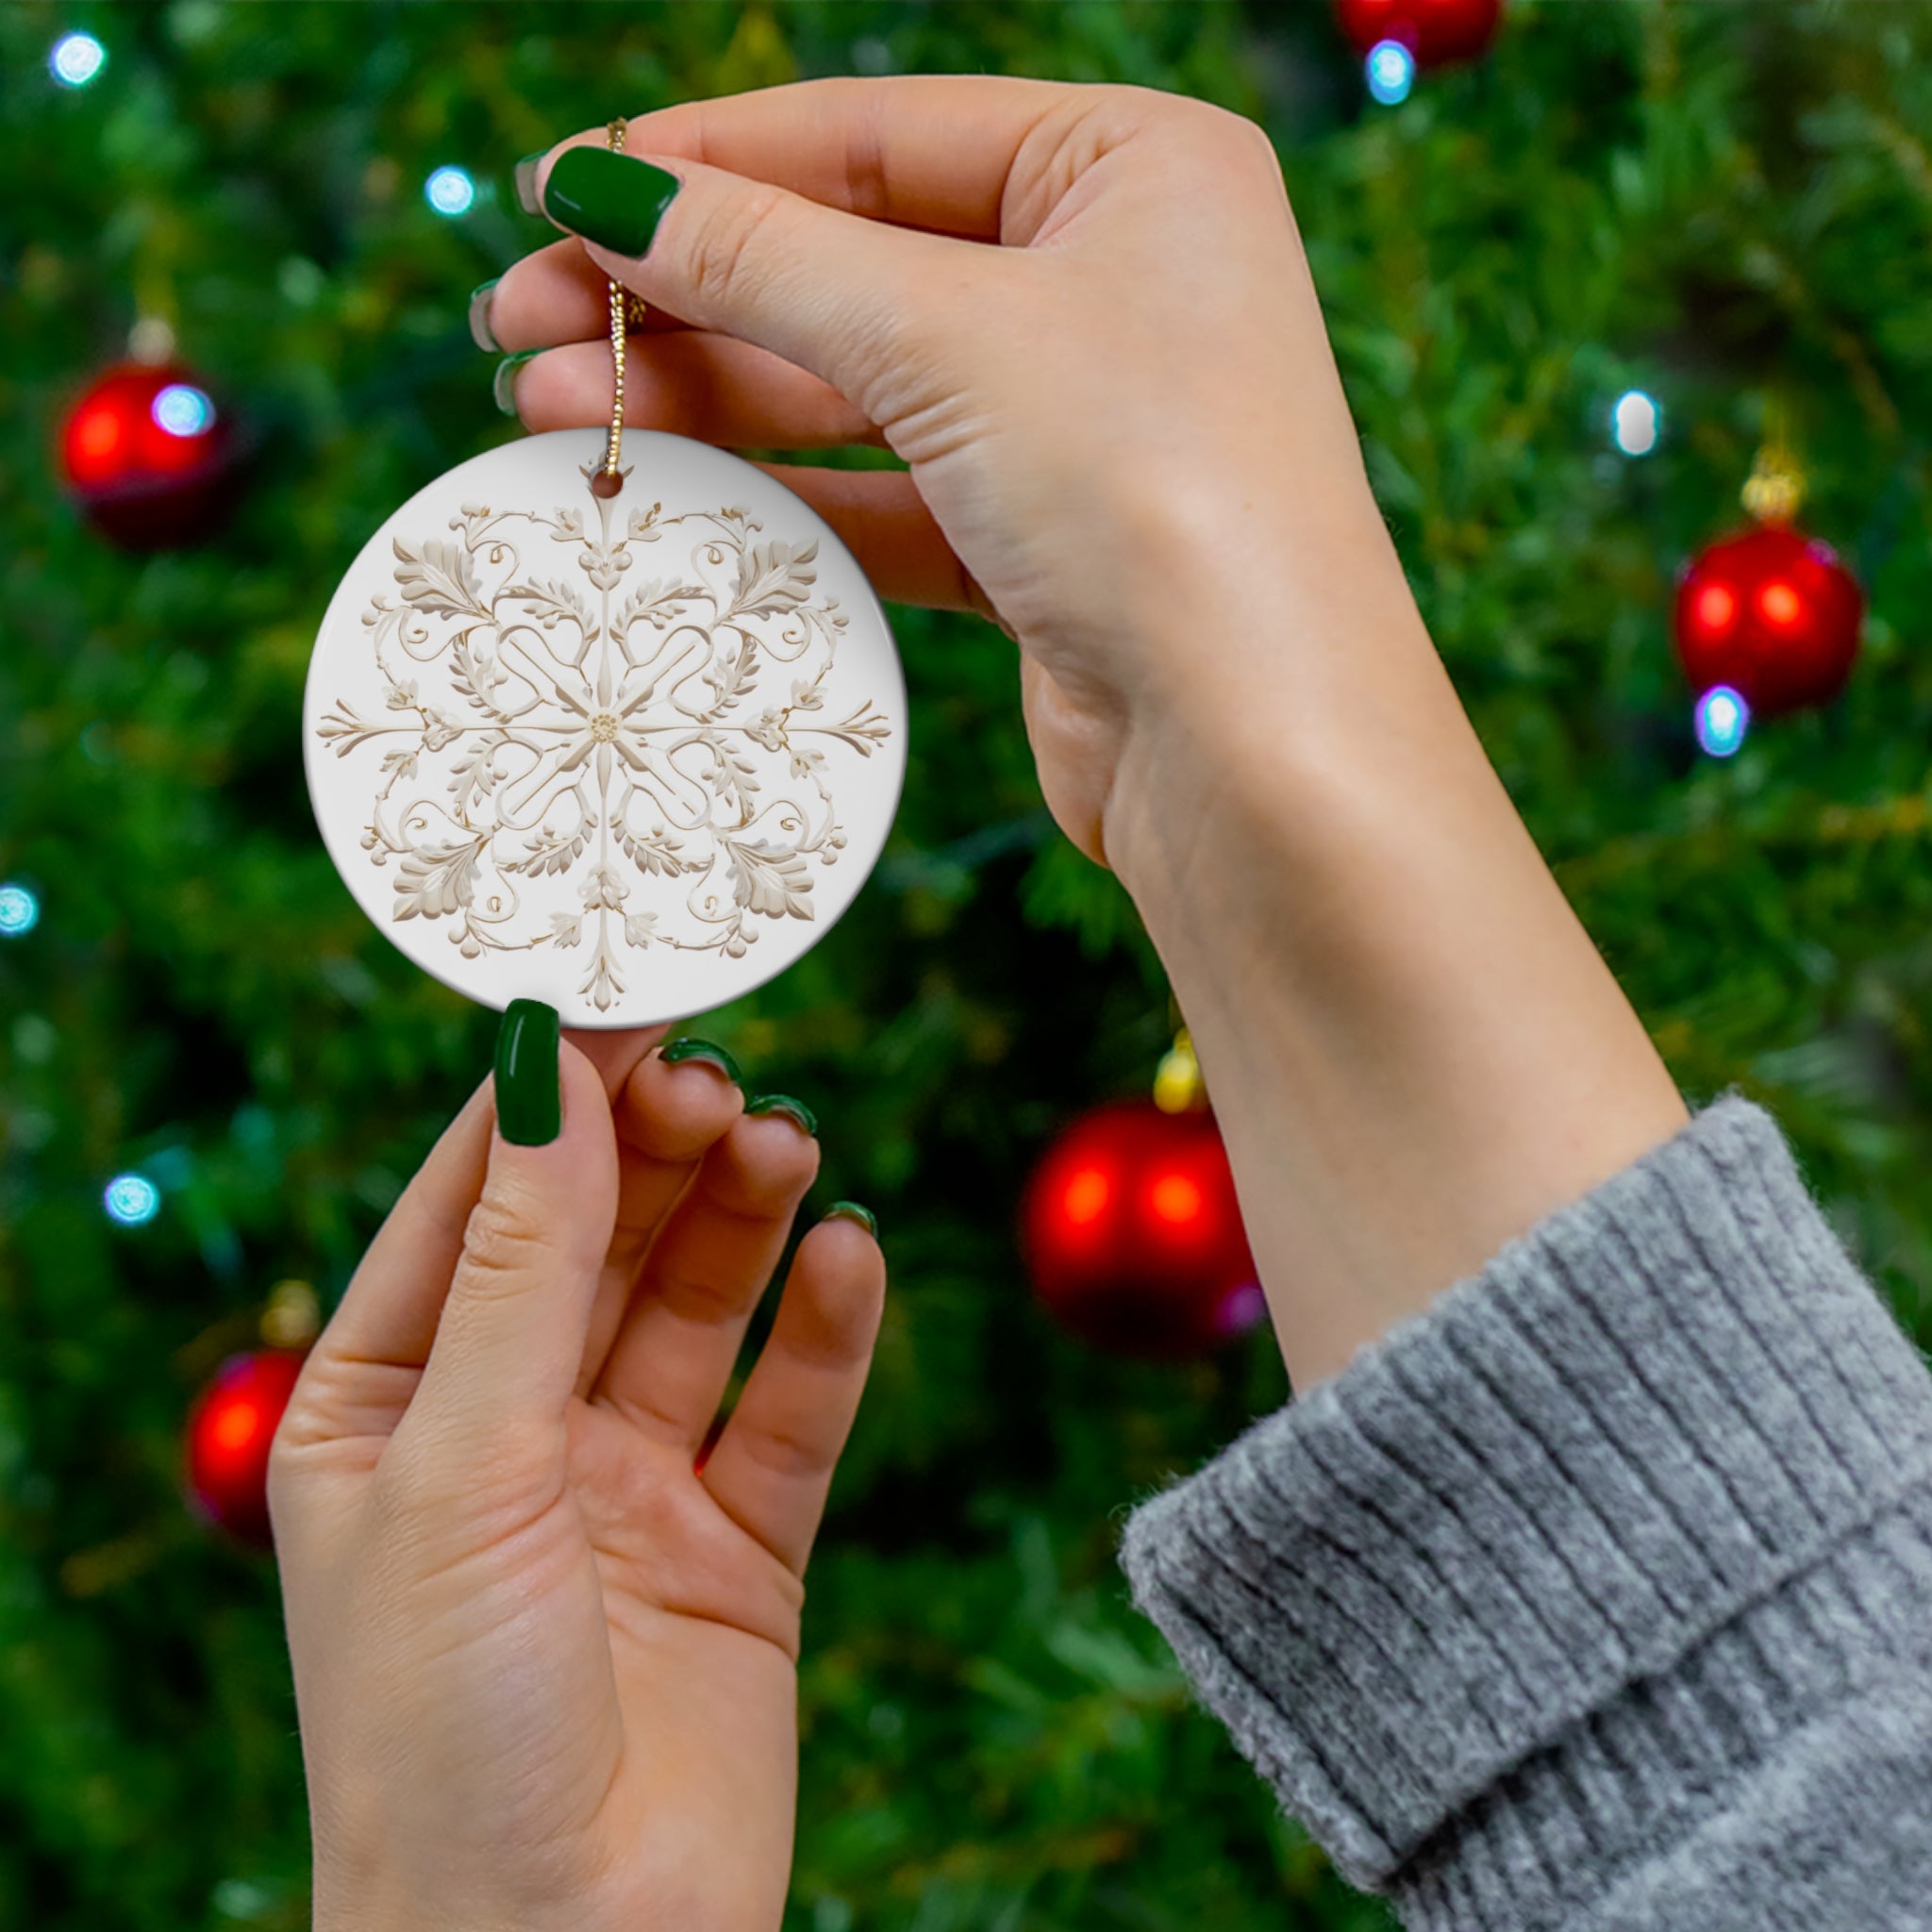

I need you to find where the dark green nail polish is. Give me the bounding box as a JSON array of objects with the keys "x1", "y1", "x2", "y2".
[
  {"x1": 541, "y1": 146, "x2": 681, "y2": 257},
  {"x1": 513, "y1": 152, "x2": 546, "y2": 216},
  {"x1": 745, "y1": 1092, "x2": 818, "y2": 1138},
  {"x1": 824, "y1": 1200, "x2": 876, "y2": 1238},
  {"x1": 468, "y1": 278, "x2": 501, "y2": 353},
  {"x1": 492, "y1": 349, "x2": 540, "y2": 416},
  {"x1": 659, "y1": 1036, "x2": 743, "y2": 1085},
  {"x1": 495, "y1": 999, "x2": 560, "y2": 1145}
]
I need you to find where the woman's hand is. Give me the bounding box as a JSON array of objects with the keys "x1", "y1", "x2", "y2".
[
  {"x1": 485, "y1": 75, "x2": 1386, "y2": 875},
  {"x1": 484, "y1": 76, "x2": 1685, "y2": 1389},
  {"x1": 270, "y1": 1024, "x2": 884, "y2": 1932}
]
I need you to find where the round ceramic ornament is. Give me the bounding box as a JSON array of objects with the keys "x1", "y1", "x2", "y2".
[{"x1": 303, "y1": 425, "x2": 906, "y2": 1026}]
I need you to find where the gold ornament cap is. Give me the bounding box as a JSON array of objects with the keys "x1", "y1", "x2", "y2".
[
  {"x1": 1154, "y1": 1024, "x2": 1208, "y2": 1113},
  {"x1": 1741, "y1": 402, "x2": 1806, "y2": 525},
  {"x1": 260, "y1": 1278, "x2": 321, "y2": 1350}
]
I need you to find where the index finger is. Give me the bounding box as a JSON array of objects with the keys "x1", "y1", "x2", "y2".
[{"x1": 548, "y1": 74, "x2": 1079, "y2": 242}]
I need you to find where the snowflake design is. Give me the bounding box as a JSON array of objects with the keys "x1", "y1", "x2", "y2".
[{"x1": 314, "y1": 466, "x2": 893, "y2": 1012}]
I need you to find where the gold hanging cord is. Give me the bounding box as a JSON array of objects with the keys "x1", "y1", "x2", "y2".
[{"x1": 591, "y1": 119, "x2": 651, "y2": 498}]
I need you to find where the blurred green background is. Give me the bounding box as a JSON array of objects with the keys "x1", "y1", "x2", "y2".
[{"x1": 5, "y1": 3, "x2": 1932, "y2": 1928}]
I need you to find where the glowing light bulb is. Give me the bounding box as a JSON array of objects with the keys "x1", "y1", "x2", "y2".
[
  {"x1": 152, "y1": 384, "x2": 215, "y2": 438},
  {"x1": 1365, "y1": 39, "x2": 1416, "y2": 106},
  {"x1": 425, "y1": 166, "x2": 476, "y2": 217},
  {"x1": 0, "y1": 883, "x2": 39, "y2": 937},
  {"x1": 1611, "y1": 390, "x2": 1660, "y2": 457},
  {"x1": 104, "y1": 1174, "x2": 161, "y2": 1226},
  {"x1": 1694, "y1": 685, "x2": 1750, "y2": 758},
  {"x1": 50, "y1": 32, "x2": 106, "y2": 88}
]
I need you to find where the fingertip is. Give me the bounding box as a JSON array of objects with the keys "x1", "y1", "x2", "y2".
[
  {"x1": 563, "y1": 1022, "x2": 674, "y2": 1103},
  {"x1": 615, "y1": 1038, "x2": 746, "y2": 1159}
]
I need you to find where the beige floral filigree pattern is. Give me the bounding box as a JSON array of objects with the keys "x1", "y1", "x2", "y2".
[{"x1": 314, "y1": 468, "x2": 893, "y2": 1012}]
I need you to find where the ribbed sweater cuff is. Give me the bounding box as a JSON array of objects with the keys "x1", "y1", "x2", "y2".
[{"x1": 1119, "y1": 1097, "x2": 1932, "y2": 1905}]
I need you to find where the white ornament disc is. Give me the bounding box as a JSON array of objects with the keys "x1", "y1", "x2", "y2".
[{"x1": 304, "y1": 428, "x2": 907, "y2": 1027}]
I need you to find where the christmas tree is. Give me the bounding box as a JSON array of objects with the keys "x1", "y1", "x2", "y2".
[{"x1": 5, "y1": 5, "x2": 1931, "y2": 1928}]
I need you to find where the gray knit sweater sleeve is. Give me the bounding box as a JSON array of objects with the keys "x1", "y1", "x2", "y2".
[{"x1": 1119, "y1": 1098, "x2": 1932, "y2": 1930}]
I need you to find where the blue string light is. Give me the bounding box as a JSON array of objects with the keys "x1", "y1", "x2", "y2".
[
  {"x1": 152, "y1": 384, "x2": 216, "y2": 438},
  {"x1": 1365, "y1": 40, "x2": 1416, "y2": 106},
  {"x1": 104, "y1": 1174, "x2": 162, "y2": 1226},
  {"x1": 425, "y1": 166, "x2": 476, "y2": 217},
  {"x1": 1694, "y1": 685, "x2": 1750, "y2": 758},
  {"x1": 1611, "y1": 390, "x2": 1661, "y2": 457},
  {"x1": 50, "y1": 31, "x2": 106, "y2": 88},
  {"x1": 0, "y1": 883, "x2": 39, "y2": 937}
]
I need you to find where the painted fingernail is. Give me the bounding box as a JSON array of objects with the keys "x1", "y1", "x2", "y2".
[
  {"x1": 495, "y1": 999, "x2": 561, "y2": 1146},
  {"x1": 745, "y1": 1092, "x2": 818, "y2": 1138},
  {"x1": 658, "y1": 1036, "x2": 743, "y2": 1086},
  {"x1": 541, "y1": 146, "x2": 681, "y2": 257},
  {"x1": 492, "y1": 349, "x2": 540, "y2": 416},
  {"x1": 513, "y1": 151, "x2": 546, "y2": 216},
  {"x1": 468, "y1": 277, "x2": 501, "y2": 353},
  {"x1": 824, "y1": 1200, "x2": 877, "y2": 1238}
]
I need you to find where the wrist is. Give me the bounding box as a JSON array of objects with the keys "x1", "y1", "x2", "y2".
[{"x1": 1099, "y1": 547, "x2": 1686, "y2": 1387}]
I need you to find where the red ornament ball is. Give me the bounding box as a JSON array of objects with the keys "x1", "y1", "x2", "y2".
[
  {"x1": 1674, "y1": 524, "x2": 1863, "y2": 718},
  {"x1": 59, "y1": 361, "x2": 241, "y2": 549},
  {"x1": 1019, "y1": 1099, "x2": 1263, "y2": 1359},
  {"x1": 184, "y1": 1349, "x2": 307, "y2": 1547},
  {"x1": 1334, "y1": 0, "x2": 1502, "y2": 66}
]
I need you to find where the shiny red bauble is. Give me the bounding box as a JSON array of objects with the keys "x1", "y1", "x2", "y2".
[
  {"x1": 59, "y1": 361, "x2": 241, "y2": 548},
  {"x1": 1673, "y1": 524, "x2": 1863, "y2": 718},
  {"x1": 1335, "y1": 0, "x2": 1502, "y2": 65},
  {"x1": 183, "y1": 1349, "x2": 307, "y2": 1546},
  {"x1": 1019, "y1": 1099, "x2": 1263, "y2": 1358}
]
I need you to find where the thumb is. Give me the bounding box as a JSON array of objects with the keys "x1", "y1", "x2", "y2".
[
  {"x1": 408, "y1": 1002, "x2": 619, "y2": 1450},
  {"x1": 531, "y1": 141, "x2": 977, "y2": 422}
]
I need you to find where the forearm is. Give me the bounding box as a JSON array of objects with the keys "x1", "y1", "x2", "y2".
[{"x1": 1103, "y1": 492, "x2": 1686, "y2": 1388}]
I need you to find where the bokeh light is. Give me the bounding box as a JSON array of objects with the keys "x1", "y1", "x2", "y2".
[
  {"x1": 425, "y1": 165, "x2": 476, "y2": 216},
  {"x1": 1611, "y1": 389, "x2": 1660, "y2": 457},
  {"x1": 104, "y1": 1174, "x2": 161, "y2": 1226},
  {"x1": 1366, "y1": 40, "x2": 1416, "y2": 106},
  {"x1": 0, "y1": 883, "x2": 40, "y2": 937},
  {"x1": 1694, "y1": 685, "x2": 1750, "y2": 759},
  {"x1": 152, "y1": 384, "x2": 216, "y2": 438},
  {"x1": 1148, "y1": 1172, "x2": 1204, "y2": 1227},
  {"x1": 49, "y1": 32, "x2": 106, "y2": 88},
  {"x1": 1061, "y1": 1166, "x2": 1110, "y2": 1227}
]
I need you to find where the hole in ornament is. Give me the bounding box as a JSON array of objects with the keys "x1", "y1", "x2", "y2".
[{"x1": 591, "y1": 469, "x2": 624, "y2": 499}]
